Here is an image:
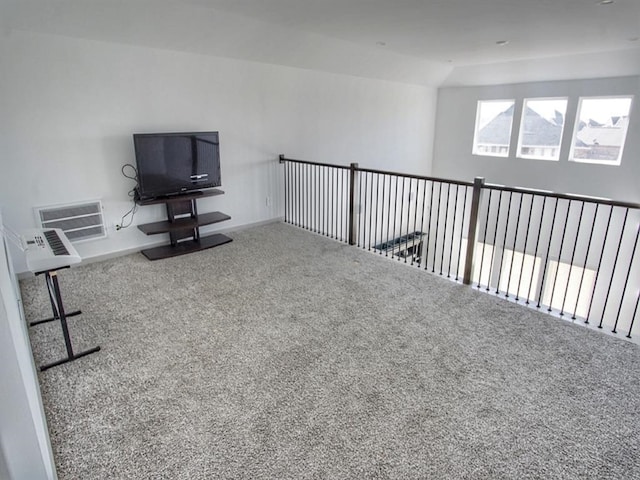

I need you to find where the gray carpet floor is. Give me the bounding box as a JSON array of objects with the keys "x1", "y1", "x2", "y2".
[{"x1": 21, "y1": 222, "x2": 640, "y2": 479}]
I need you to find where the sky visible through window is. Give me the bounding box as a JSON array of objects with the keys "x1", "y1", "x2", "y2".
[
  {"x1": 525, "y1": 99, "x2": 567, "y2": 121},
  {"x1": 577, "y1": 97, "x2": 632, "y2": 124},
  {"x1": 476, "y1": 100, "x2": 513, "y2": 129},
  {"x1": 480, "y1": 97, "x2": 632, "y2": 127}
]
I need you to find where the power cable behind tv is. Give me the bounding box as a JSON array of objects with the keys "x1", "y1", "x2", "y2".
[{"x1": 116, "y1": 164, "x2": 139, "y2": 230}]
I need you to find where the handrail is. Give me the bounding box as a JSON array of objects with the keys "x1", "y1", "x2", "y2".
[
  {"x1": 357, "y1": 166, "x2": 474, "y2": 187},
  {"x1": 279, "y1": 154, "x2": 474, "y2": 186},
  {"x1": 483, "y1": 183, "x2": 640, "y2": 210},
  {"x1": 278, "y1": 154, "x2": 350, "y2": 170},
  {"x1": 280, "y1": 154, "x2": 640, "y2": 209}
]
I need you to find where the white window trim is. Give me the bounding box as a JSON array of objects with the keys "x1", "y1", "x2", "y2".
[
  {"x1": 568, "y1": 95, "x2": 634, "y2": 166},
  {"x1": 516, "y1": 97, "x2": 568, "y2": 162},
  {"x1": 472, "y1": 99, "x2": 515, "y2": 158}
]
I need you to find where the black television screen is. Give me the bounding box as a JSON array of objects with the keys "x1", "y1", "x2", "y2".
[{"x1": 133, "y1": 131, "x2": 221, "y2": 200}]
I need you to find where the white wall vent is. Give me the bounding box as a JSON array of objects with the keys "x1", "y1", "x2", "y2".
[{"x1": 34, "y1": 200, "x2": 106, "y2": 243}]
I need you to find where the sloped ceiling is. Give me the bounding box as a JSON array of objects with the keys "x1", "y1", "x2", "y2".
[{"x1": 1, "y1": 0, "x2": 639, "y2": 86}]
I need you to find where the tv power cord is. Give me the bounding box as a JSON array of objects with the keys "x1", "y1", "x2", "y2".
[{"x1": 116, "y1": 164, "x2": 139, "y2": 230}]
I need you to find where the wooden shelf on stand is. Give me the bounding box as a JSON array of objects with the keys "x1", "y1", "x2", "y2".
[{"x1": 136, "y1": 189, "x2": 231, "y2": 260}]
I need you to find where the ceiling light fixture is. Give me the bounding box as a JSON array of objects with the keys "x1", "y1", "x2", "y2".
[
  {"x1": 496, "y1": 40, "x2": 509, "y2": 46},
  {"x1": 376, "y1": 41, "x2": 386, "y2": 46},
  {"x1": 597, "y1": 0, "x2": 614, "y2": 5}
]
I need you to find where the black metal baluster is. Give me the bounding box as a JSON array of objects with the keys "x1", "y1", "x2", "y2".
[
  {"x1": 337, "y1": 168, "x2": 345, "y2": 241},
  {"x1": 357, "y1": 170, "x2": 364, "y2": 247},
  {"x1": 486, "y1": 190, "x2": 503, "y2": 291},
  {"x1": 301, "y1": 163, "x2": 306, "y2": 229},
  {"x1": 300, "y1": 163, "x2": 304, "y2": 228},
  {"x1": 628, "y1": 292, "x2": 640, "y2": 338},
  {"x1": 406, "y1": 180, "x2": 415, "y2": 263},
  {"x1": 373, "y1": 174, "x2": 380, "y2": 255},
  {"x1": 506, "y1": 193, "x2": 524, "y2": 298},
  {"x1": 345, "y1": 168, "x2": 349, "y2": 242},
  {"x1": 345, "y1": 169, "x2": 350, "y2": 243},
  {"x1": 560, "y1": 201, "x2": 585, "y2": 316},
  {"x1": 380, "y1": 175, "x2": 387, "y2": 255},
  {"x1": 386, "y1": 175, "x2": 393, "y2": 257},
  {"x1": 527, "y1": 197, "x2": 547, "y2": 305},
  {"x1": 309, "y1": 165, "x2": 313, "y2": 231},
  {"x1": 360, "y1": 171, "x2": 366, "y2": 248},
  {"x1": 418, "y1": 180, "x2": 428, "y2": 268},
  {"x1": 447, "y1": 185, "x2": 459, "y2": 277},
  {"x1": 316, "y1": 165, "x2": 320, "y2": 232},
  {"x1": 424, "y1": 181, "x2": 435, "y2": 270},
  {"x1": 310, "y1": 165, "x2": 318, "y2": 232},
  {"x1": 309, "y1": 164, "x2": 314, "y2": 231},
  {"x1": 410, "y1": 179, "x2": 420, "y2": 266},
  {"x1": 432, "y1": 182, "x2": 442, "y2": 273},
  {"x1": 440, "y1": 183, "x2": 451, "y2": 274},
  {"x1": 320, "y1": 167, "x2": 329, "y2": 236},
  {"x1": 332, "y1": 168, "x2": 336, "y2": 238},
  {"x1": 365, "y1": 173, "x2": 374, "y2": 251},
  {"x1": 368, "y1": 173, "x2": 375, "y2": 251},
  {"x1": 516, "y1": 195, "x2": 535, "y2": 301},
  {"x1": 477, "y1": 189, "x2": 493, "y2": 288},
  {"x1": 574, "y1": 204, "x2": 599, "y2": 320},
  {"x1": 455, "y1": 186, "x2": 468, "y2": 281},
  {"x1": 495, "y1": 192, "x2": 513, "y2": 294},
  {"x1": 391, "y1": 176, "x2": 399, "y2": 259},
  {"x1": 290, "y1": 161, "x2": 295, "y2": 224},
  {"x1": 398, "y1": 177, "x2": 406, "y2": 261},
  {"x1": 308, "y1": 164, "x2": 313, "y2": 231},
  {"x1": 325, "y1": 166, "x2": 329, "y2": 235},
  {"x1": 537, "y1": 198, "x2": 559, "y2": 308},
  {"x1": 296, "y1": 163, "x2": 302, "y2": 227},
  {"x1": 284, "y1": 161, "x2": 289, "y2": 223},
  {"x1": 548, "y1": 200, "x2": 573, "y2": 312},
  {"x1": 586, "y1": 206, "x2": 614, "y2": 324},
  {"x1": 612, "y1": 223, "x2": 639, "y2": 334},
  {"x1": 403, "y1": 178, "x2": 412, "y2": 263},
  {"x1": 316, "y1": 165, "x2": 320, "y2": 233},
  {"x1": 321, "y1": 166, "x2": 326, "y2": 235},
  {"x1": 598, "y1": 208, "x2": 629, "y2": 329}
]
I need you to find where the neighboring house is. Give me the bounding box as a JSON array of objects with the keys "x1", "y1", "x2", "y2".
[
  {"x1": 519, "y1": 108, "x2": 564, "y2": 158},
  {"x1": 475, "y1": 105, "x2": 564, "y2": 158},
  {"x1": 573, "y1": 116, "x2": 629, "y2": 161},
  {"x1": 475, "y1": 105, "x2": 515, "y2": 155}
]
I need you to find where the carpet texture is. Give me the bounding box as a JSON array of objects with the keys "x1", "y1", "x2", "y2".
[{"x1": 21, "y1": 222, "x2": 640, "y2": 479}]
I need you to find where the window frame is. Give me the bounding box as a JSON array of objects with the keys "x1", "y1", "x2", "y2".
[
  {"x1": 568, "y1": 95, "x2": 634, "y2": 166},
  {"x1": 472, "y1": 99, "x2": 516, "y2": 158},
  {"x1": 516, "y1": 97, "x2": 568, "y2": 162}
]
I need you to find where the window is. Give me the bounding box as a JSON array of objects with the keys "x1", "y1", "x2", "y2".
[
  {"x1": 517, "y1": 98, "x2": 568, "y2": 161},
  {"x1": 541, "y1": 261, "x2": 596, "y2": 318},
  {"x1": 473, "y1": 100, "x2": 515, "y2": 157},
  {"x1": 569, "y1": 96, "x2": 634, "y2": 165}
]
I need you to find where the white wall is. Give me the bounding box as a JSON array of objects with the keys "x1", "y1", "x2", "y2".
[
  {"x1": 0, "y1": 30, "x2": 437, "y2": 273},
  {"x1": 432, "y1": 76, "x2": 640, "y2": 202},
  {"x1": 0, "y1": 210, "x2": 57, "y2": 480}
]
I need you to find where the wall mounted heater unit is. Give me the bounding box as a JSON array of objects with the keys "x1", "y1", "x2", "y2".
[{"x1": 34, "y1": 200, "x2": 106, "y2": 243}]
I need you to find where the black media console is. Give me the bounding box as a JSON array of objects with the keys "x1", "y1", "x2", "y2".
[{"x1": 136, "y1": 189, "x2": 232, "y2": 260}]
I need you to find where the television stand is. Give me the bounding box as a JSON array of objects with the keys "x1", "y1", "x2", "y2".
[{"x1": 136, "y1": 189, "x2": 232, "y2": 260}]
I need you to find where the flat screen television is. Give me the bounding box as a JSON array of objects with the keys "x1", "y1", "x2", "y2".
[{"x1": 133, "y1": 131, "x2": 221, "y2": 200}]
